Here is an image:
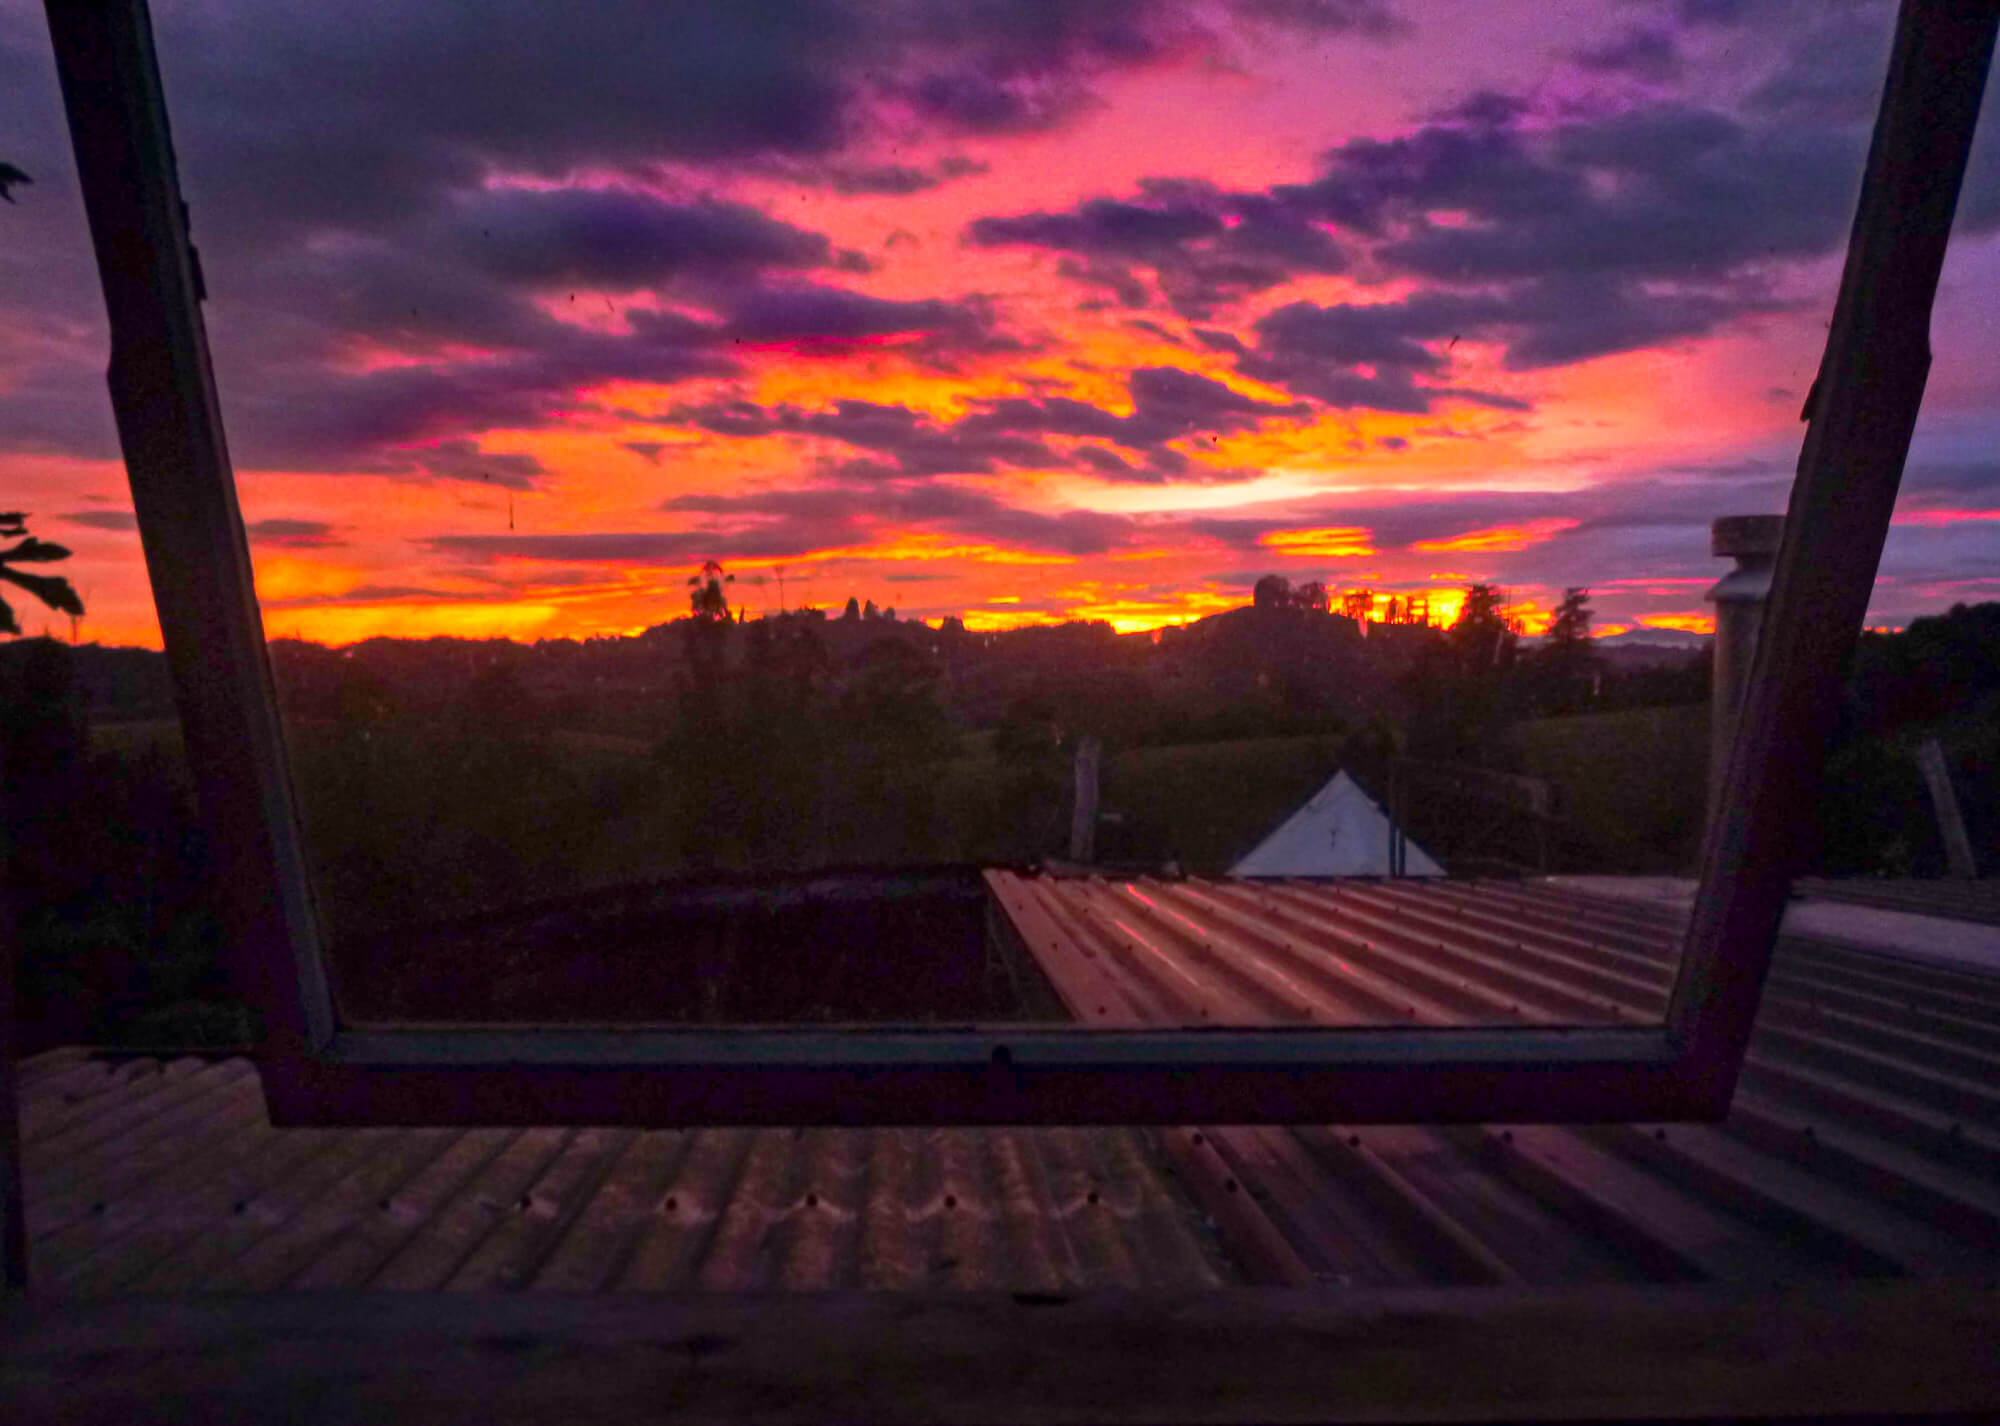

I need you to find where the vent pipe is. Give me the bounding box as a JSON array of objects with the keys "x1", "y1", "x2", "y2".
[{"x1": 1706, "y1": 515, "x2": 1784, "y2": 832}]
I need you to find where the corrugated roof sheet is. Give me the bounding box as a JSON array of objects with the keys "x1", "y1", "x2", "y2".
[
  {"x1": 18, "y1": 876, "x2": 2000, "y2": 1295},
  {"x1": 19, "y1": 1054, "x2": 1236, "y2": 1295},
  {"x1": 987, "y1": 874, "x2": 2000, "y2": 1287},
  {"x1": 1795, "y1": 876, "x2": 2000, "y2": 927}
]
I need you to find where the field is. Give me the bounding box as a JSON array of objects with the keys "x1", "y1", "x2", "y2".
[{"x1": 1510, "y1": 703, "x2": 1708, "y2": 874}]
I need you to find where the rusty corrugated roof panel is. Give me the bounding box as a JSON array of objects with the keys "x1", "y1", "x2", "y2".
[
  {"x1": 19, "y1": 875, "x2": 2000, "y2": 1294},
  {"x1": 19, "y1": 1054, "x2": 1237, "y2": 1295},
  {"x1": 990, "y1": 873, "x2": 2000, "y2": 1289}
]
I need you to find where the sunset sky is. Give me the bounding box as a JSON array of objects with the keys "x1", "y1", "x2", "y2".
[{"x1": 3, "y1": 0, "x2": 1997, "y2": 648}]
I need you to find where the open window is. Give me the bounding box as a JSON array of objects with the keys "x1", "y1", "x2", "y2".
[{"x1": 38, "y1": 0, "x2": 1997, "y2": 1127}]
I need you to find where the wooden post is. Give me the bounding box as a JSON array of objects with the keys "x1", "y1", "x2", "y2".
[
  {"x1": 1914, "y1": 736, "x2": 1978, "y2": 877},
  {"x1": 1069, "y1": 735, "x2": 1101, "y2": 865}
]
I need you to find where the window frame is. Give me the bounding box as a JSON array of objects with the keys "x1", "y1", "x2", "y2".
[{"x1": 40, "y1": 0, "x2": 1997, "y2": 1127}]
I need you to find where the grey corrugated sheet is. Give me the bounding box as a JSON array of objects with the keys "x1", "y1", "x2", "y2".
[
  {"x1": 18, "y1": 1053, "x2": 1235, "y2": 1295},
  {"x1": 20, "y1": 876, "x2": 2000, "y2": 1294},
  {"x1": 987, "y1": 874, "x2": 2000, "y2": 1288},
  {"x1": 1795, "y1": 876, "x2": 2000, "y2": 927}
]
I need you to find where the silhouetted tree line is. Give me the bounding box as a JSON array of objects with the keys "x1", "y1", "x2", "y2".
[
  {"x1": 1, "y1": 638, "x2": 240, "y2": 1051},
  {"x1": 1816, "y1": 602, "x2": 1999, "y2": 875}
]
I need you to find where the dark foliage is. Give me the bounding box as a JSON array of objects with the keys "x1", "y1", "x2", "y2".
[{"x1": 1, "y1": 639, "x2": 239, "y2": 1051}]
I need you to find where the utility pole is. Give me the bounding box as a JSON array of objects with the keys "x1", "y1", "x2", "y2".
[
  {"x1": 1069, "y1": 734, "x2": 1101, "y2": 865},
  {"x1": 1914, "y1": 736, "x2": 1978, "y2": 877}
]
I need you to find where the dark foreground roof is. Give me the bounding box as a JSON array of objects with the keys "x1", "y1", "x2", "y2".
[
  {"x1": 19, "y1": 879, "x2": 2000, "y2": 1294},
  {"x1": 1795, "y1": 875, "x2": 2000, "y2": 927}
]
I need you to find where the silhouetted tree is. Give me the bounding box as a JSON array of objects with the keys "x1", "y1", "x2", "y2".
[
  {"x1": 687, "y1": 559, "x2": 732, "y2": 622},
  {"x1": 1451, "y1": 583, "x2": 1514, "y2": 671},
  {"x1": 1, "y1": 513, "x2": 83, "y2": 635},
  {"x1": 1529, "y1": 587, "x2": 1600, "y2": 715},
  {"x1": 1253, "y1": 574, "x2": 1291, "y2": 610},
  {"x1": 842, "y1": 596, "x2": 861, "y2": 622}
]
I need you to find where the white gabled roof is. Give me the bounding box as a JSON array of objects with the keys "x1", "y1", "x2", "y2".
[{"x1": 1230, "y1": 770, "x2": 1444, "y2": 878}]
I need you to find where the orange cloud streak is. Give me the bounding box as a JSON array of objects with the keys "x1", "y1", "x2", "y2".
[
  {"x1": 1259, "y1": 526, "x2": 1376, "y2": 558},
  {"x1": 1411, "y1": 517, "x2": 1579, "y2": 553},
  {"x1": 1641, "y1": 612, "x2": 1715, "y2": 635}
]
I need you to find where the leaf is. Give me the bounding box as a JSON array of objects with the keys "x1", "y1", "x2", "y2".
[
  {"x1": 0, "y1": 537, "x2": 73, "y2": 563},
  {"x1": 0, "y1": 566, "x2": 84, "y2": 616},
  {"x1": 0, "y1": 593, "x2": 15, "y2": 635}
]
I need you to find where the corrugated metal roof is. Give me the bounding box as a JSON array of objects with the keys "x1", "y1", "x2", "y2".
[
  {"x1": 18, "y1": 1053, "x2": 1235, "y2": 1295},
  {"x1": 1795, "y1": 876, "x2": 2000, "y2": 927},
  {"x1": 18, "y1": 876, "x2": 2000, "y2": 1295},
  {"x1": 987, "y1": 874, "x2": 2000, "y2": 1288}
]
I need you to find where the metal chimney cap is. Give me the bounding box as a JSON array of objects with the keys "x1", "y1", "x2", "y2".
[{"x1": 1712, "y1": 514, "x2": 1784, "y2": 560}]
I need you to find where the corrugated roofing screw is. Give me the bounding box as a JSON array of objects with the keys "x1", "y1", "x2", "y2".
[
  {"x1": 805, "y1": 1193, "x2": 818, "y2": 1208},
  {"x1": 664, "y1": 1196, "x2": 678, "y2": 1213},
  {"x1": 945, "y1": 1194, "x2": 958, "y2": 1209},
  {"x1": 1346, "y1": 1134, "x2": 1361, "y2": 1148}
]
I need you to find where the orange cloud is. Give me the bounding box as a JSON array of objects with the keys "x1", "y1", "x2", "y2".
[
  {"x1": 1259, "y1": 526, "x2": 1376, "y2": 558},
  {"x1": 1411, "y1": 517, "x2": 1578, "y2": 553},
  {"x1": 1641, "y1": 612, "x2": 1715, "y2": 635}
]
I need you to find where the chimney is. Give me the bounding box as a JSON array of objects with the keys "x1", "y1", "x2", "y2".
[{"x1": 1706, "y1": 514, "x2": 1784, "y2": 831}]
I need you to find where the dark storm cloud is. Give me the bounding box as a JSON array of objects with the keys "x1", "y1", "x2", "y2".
[
  {"x1": 662, "y1": 483, "x2": 1142, "y2": 556},
  {"x1": 960, "y1": 74, "x2": 1888, "y2": 390},
  {"x1": 1572, "y1": 27, "x2": 1683, "y2": 81},
  {"x1": 669, "y1": 396, "x2": 1058, "y2": 477},
  {"x1": 1231, "y1": 0, "x2": 1408, "y2": 37},
  {"x1": 146, "y1": 0, "x2": 1404, "y2": 242},
  {"x1": 1235, "y1": 293, "x2": 1534, "y2": 409},
  {"x1": 970, "y1": 195, "x2": 1227, "y2": 253},
  {"x1": 403, "y1": 441, "x2": 549, "y2": 490},
  {"x1": 61, "y1": 510, "x2": 140, "y2": 533},
  {"x1": 428, "y1": 479, "x2": 1151, "y2": 566},
  {"x1": 958, "y1": 366, "x2": 1304, "y2": 456},
  {"x1": 3, "y1": 0, "x2": 1400, "y2": 469},
  {"x1": 966, "y1": 182, "x2": 1349, "y2": 319},
  {"x1": 669, "y1": 366, "x2": 1302, "y2": 483},
  {"x1": 444, "y1": 189, "x2": 835, "y2": 288},
  {"x1": 245, "y1": 518, "x2": 344, "y2": 547},
  {"x1": 716, "y1": 285, "x2": 1016, "y2": 358},
  {"x1": 768, "y1": 155, "x2": 990, "y2": 195},
  {"x1": 217, "y1": 323, "x2": 731, "y2": 476},
  {"x1": 427, "y1": 531, "x2": 724, "y2": 565},
  {"x1": 958, "y1": 1, "x2": 2000, "y2": 417},
  {"x1": 1291, "y1": 98, "x2": 1870, "y2": 280}
]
